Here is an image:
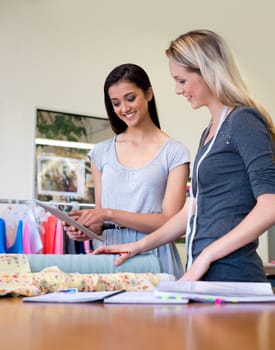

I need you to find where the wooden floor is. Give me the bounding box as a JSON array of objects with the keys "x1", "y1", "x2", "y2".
[{"x1": 1, "y1": 297, "x2": 275, "y2": 350}]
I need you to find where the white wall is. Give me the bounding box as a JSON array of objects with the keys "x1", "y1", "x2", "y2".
[{"x1": 0, "y1": 0, "x2": 274, "y2": 260}]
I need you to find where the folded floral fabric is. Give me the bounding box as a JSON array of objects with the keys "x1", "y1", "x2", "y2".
[
  {"x1": 0, "y1": 265, "x2": 175, "y2": 297},
  {"x1": 0, "y1": 254, "x2": 31, "y2": 274},
  {"x1": 0, "y1": 272, "x2": 39, "y2": 296}
]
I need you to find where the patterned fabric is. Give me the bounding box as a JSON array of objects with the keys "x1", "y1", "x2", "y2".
[
  {"x1": 0, "y1": 254, "x2": 175, "y2": 297},
  {"x1": 0, "y1": 254, "x2": 31, "y2": 273},
  {"x1": 0, "y1": 266, "x2": 174, "y2": 297}
]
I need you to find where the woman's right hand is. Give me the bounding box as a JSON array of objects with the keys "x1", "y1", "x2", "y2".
[
  {"x1": 92, "y1": 242, "x2": 139, "y2": 266},
  {"x1": 68, "y1": 208, "x2": 107, "y2": 229}
]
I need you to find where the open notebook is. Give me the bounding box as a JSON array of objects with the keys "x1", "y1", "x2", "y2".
[
  {"x1": 23, "y1": 290, "x2": 125, "y2": 303},
  {"x1": 22, "y1": 290, "x2": 189, "y2": 304},
  {"x1": 104, "y1": 291, "x2": 189, "y2": 304}
]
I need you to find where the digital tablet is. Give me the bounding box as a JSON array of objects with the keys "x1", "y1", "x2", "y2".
[{"x1": 34, "y1": 200, "x2": 103, "y2": 241}]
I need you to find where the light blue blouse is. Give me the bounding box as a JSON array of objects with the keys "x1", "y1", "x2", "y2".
[{"x1": 88, "y1": 136, "x2": 190, "y2": 278}]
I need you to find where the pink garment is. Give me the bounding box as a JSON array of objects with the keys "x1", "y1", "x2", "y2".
[
  {"x1": 84, "y1": 240, "x2": 90, "y2": 254},
  {"x1": 54, "y1": 220, "x2": 64, "y2": 254},
  {"x1": 23, "y1": 223, "x2": 31, "y2": 254}
]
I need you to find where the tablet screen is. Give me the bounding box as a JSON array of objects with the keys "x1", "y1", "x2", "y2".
[{"x1": 34, "y1": 200, "x2": 103, "y2": 241}]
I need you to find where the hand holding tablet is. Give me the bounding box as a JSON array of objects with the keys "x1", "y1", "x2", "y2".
[{"x1": 34, "y1": 200, "x2": 104, "y2": 241}]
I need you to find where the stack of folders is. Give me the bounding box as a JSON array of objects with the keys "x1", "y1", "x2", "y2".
[
  {"x1": 154, "y1": 280, "x2": 275, "y2": 304},
  {"x1": 23, "y1": 281, "x2": 275, "y2": 304}
]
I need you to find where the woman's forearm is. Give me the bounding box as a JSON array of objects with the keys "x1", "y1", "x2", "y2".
[
  {"x1": 104, "y1": 208, "x2": 181, "y2": 233},
  {"x1": 132, "y1": 206, "x2": 188, "y2": 253}
]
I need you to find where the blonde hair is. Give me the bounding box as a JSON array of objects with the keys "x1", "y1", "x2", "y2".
[{"x1": 166, "y1": 29, "x2": 275, "y2": 139}]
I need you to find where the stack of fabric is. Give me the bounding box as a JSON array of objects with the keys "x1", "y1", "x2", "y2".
[{"x1": 0, "y1": 254, "x2": 175, "y2": 297}]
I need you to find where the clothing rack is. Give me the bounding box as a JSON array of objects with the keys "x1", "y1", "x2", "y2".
[
  {"x1": 0, "y1": 199, "x2": 32, "y2": 204},
  {"x1": 48, "y1": 201, "x2": 96, "y2": 210},
  {"x1": 0, "y1": 198, "x2": 93, "y2": 255},
  {"x1": 0, "y1": 199, "x2": 95, "y2": 209}
]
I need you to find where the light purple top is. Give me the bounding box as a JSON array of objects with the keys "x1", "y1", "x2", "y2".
[{"x1": 88, "y1": 136, "x2": 190, "y2": 278}]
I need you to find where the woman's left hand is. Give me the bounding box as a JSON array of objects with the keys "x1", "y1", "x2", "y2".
[
  {"x1": 64, "y1": 225, "x2": 91, "y2": 241},
  {"x1": 92, "y1": 243, "x2": 138, "y2": 266},
  {"x1": 178, "y1": 252, "x2": 211, "y2": 281},
  {"x1": 63, "y1": 220, "x2": 103, "y2": 241}
]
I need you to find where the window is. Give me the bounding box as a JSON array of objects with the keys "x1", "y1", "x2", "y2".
[{"x1": 35, "y1": 109, "x2": 113, "y2": 204}]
